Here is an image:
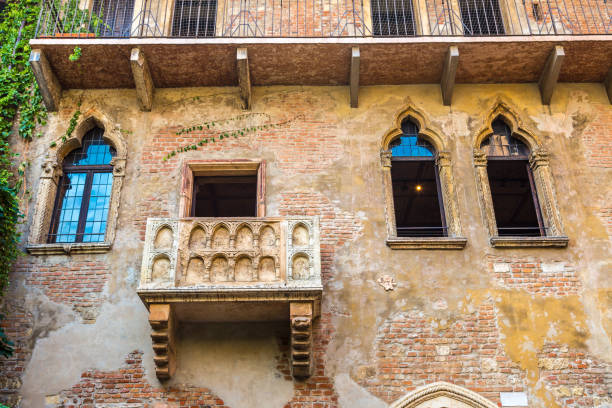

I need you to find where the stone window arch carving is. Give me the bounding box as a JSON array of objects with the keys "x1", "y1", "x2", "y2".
[
  {"x1": 381, "y1": 106, "x2": 466, "y2": 249},
  {"x1": 389, "y1": 382, "x2": 499, "y2": 408},
  {"x1": 473, "y1": 102, "x2": 568, "y2": 247},
  {"x1": 27, "y1": 113, "x2": 127, "y2": 255}
]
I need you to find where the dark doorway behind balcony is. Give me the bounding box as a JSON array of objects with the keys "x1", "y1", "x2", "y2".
[
  {"x1": 92, "y1": 0, "x2": 135, "y2": 37},
  {"x1": 371, "y1": 0, "x2": 417, "y2": 36},
  {"x1": 172, "y1": 0, "x2": 218, "y2": 37},
  {"x1": 459, "y1": 0, "x2": 505, "y2": 35},
  {"x1": 192, "y1": 175, "x2": 257, "y2": 217}
]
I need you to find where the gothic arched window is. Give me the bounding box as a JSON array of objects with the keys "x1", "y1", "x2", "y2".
[
  {"x1": 49, "y1": 127, "x2": 116, "y2": 243},
  {"x1": 480, "y1": 117, "x2": 544, "y2": 236},
  {"x1": 390, "y1": 118, "x2": 446, "y2": 237}
]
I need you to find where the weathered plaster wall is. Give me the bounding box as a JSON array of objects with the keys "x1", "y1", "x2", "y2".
[{"x1": 1, "y1": 83, "x2": 611, "y2": 408}]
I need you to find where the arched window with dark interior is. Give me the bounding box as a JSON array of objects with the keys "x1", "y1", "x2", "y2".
[
  {"x1": 49, "y1": 127, "x2": 116, "y2": 243},
  {"x1": 481, "y1": 117, "x2": 544, "y2": 236},
  {"x1": 390, "y1": 118, "x2": 446, "y2": 237}
]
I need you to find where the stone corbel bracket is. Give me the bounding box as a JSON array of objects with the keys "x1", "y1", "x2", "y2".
[
  {"x1": 148, "y1": 304, "x2": 176, "y2": 380},
  {"x1": 290, "y1": 302, "x2": 316, "y2": 378}
]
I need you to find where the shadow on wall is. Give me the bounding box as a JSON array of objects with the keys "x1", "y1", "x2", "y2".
[{"x1": 170, "y1": 321, "x2": 295, "y2": 408}]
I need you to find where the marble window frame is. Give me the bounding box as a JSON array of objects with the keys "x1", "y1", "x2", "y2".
[
  {"x1": 381, "y1": 106, "x2": 467, "y2": 250},
  {"x1": 27, "y1": 112, "x2": 127, "y2": 255},
  {"x1": 178, "y1": 160, "x2": 266, "y2": 218},
  {"x1": 473, "y1": 102, "x2": 568, "y2": 248}
]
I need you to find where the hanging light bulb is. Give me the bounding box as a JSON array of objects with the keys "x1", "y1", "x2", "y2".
[{"x1": 415, "y1": 184, "x2": 422, "y2": 192}]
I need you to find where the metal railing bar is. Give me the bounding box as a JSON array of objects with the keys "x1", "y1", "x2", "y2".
[{"x1": 33, "y1": 0, "x2": 612, "y2": 38}]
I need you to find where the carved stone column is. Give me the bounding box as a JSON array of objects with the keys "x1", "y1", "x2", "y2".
[
  {"x1": 529, "y1": 149, "x2": 564, "y2": 236},
  {"x1": 380, "y1": 150, "x2": 396, "y2": 238},
  {"x1": 149, "y1": 304, "x2": 176, "y2": 380},
  {"x1": 290, "y1": 302, "x2": 314, "y2": 378},
  {"x1": 473, "y1": 150, "x2": 498, "y2": 237},
  {"x1": 29, "y1": 159, "x2": 61, "y2": 243},
  {"x1": 436, "y1": 151, "x2": 462, "y2": 237}
]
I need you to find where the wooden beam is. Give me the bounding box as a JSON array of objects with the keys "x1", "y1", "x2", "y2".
[
  {"x1": 130, "y1": 48, "x2": 154, "y2": 111},
  {"x1": 538, "y1": 45, "x2": 565, "y2": 105},
  {"x1": 29, "y1": 49, "x2": 62, "y2": 112},
  {"x1": 440, "y1": 46, "x2": 459, "y2": 106},
  {"x1": 350, "y1": 47, "x2": 360, "y2": 108},
  {"x1": 605, "y1": 67, "x2": 612, "y2": 104},
  {"x1": 237, "y1": 48, "x2": 251, "y2": 110}
]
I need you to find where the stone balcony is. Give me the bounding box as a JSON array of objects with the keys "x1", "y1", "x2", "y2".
[
  {"x1": 28, "y1": 0, "x2": 612, "y2": 111},
  {"x1": 137, "y1": 217, "x2": 322, "y2": 380}
]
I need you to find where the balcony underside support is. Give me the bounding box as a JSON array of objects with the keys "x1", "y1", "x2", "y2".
[
  {"x1": 130, "y1": 48, "x2": 155, "y2": 111},
  {"x1": 539, "y1": 45, "x2": 565, "y2": 105},
  {"x1": 441, "y1": 46, "x2": 459, "y2": 106},
  {"x1": 290, "y1": 302, "x2": 314, "y2": 378},
  {"x1": 149, "y1": 304, "x2": 176, "y2": 380},
  {"x1": 350, "y1": 47, "x2": 360, "y2": 108},
  {"x1": 237, "y1": 48, "x2": 251, "y2": 109},
  {"x1": 29, "y1": 49, "x2": 62, "y2": 112},
  {"x1": 605, "y1": 67, "x2": 612, "y2": 104}
]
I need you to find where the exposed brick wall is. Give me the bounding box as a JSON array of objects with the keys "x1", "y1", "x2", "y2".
[
  {"x1": 581, "y1": 104, "x2": 612, "y2": 168},
  {"x1": 0, "y1": 296, "x2": 34, "y2": 407},
  {"x1": 597, "y1": 207, "x2": 612, "y2": 239},
  {"x1": 141, "y1": 112, "x2": 342, "y2": 176},
  {"x1": 361, "y1": 301, "x2": 526, "y2": 404},
  {"x1": 133, "y1": 194, "x2": 170, "y2": 241},
  {"x1": 276, "y1": 314, "x2": 340, "y2": 408},
  {"x1": 276, "y1": 191, "x2": 360, "y2": 407},
  {"x1": 218, "y1": 0, "x2": 367, "y2": 36},
  {"x1": 57, "y1": 351, "x2": 229, "y2": 408},
  {"x1": 15, "y1": 259, "x2": 111, "y2": 322},
  {"x1": 538, "y1": 343, "x2": 612, "y2": 408},
  {"x1": 489, "y1": 260, "x2": 582, "y2": 296},
  {"x1": 279, "y1": 191, "x2": 363, "y2": 283}
]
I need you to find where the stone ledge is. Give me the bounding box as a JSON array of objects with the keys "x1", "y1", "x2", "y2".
[
  {"x1": 137, "y1": 287, "x2": 323, "y2": 305},
  {"x1": 386, "y1": 237, "x2": 467, "y2": 250},
  {"x1": 490, "y1": 236, "x2": 569, "y2": 248},
  {"x1": 26, "y1": 242, "x2": 112, "y2": 255}
]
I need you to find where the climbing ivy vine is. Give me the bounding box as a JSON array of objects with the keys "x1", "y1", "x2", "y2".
[
  {"x1": 164, "y1": 112, "x2": 301, "y2": 161},
  {"x1": 0, "y1": 0, "x2": 47, "y2": 357}
]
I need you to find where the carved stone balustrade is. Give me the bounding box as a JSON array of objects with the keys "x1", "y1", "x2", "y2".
[{"x1": 137, "y1": 217, "x2": 322, "y2": 380}]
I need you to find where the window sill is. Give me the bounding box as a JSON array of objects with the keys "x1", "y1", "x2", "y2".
[
  {"x1": 386, "y1": 237, "x2": 467, "y2": 250},
  {"x1": 490, "y1": 236, "x2": 569, "y2": 248},
  {"x1": 26, "y1": 242, "x2": 112, "y2": 255}
]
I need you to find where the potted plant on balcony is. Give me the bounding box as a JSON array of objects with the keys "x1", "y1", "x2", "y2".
[{"x1": 39, "y1": 0, "x2": 108, "y2": 39}]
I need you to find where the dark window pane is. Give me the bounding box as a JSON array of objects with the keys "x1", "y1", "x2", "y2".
[
  {"x1": 92, "y1": 0, "x2": 135, "y2": 37},
  {"x1": 172, "y1": 0, "x2": 217, "y2": 37},
  {"x1": 487, "y1": 160, "x2": 543, "y2": 236},
  {"x1": 371, "y1": 0, "x2": 416, "y2": 36},
  {"x1": 391, "y1": 160, "x2": 446, "y2": 237},
  {"x1": 53, "y1": 173, "x2": 87, "y2": 243},
  {"x1": 481, "y1": 118, "x2": 530, "y2": 157},
  {"x1": 192, "y1": 176, "x2": 257, "y2": 217},
  {"x1": 459, "y1": 0, "x2": 505, "y2": 35},
  {"x1": 64, "y1": 128, "x2": 116, "y2": 166}
]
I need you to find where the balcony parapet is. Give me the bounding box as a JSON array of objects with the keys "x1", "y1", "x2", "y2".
[{"x1": 137, "y1": 217, "x2": 322, "y2": 380}]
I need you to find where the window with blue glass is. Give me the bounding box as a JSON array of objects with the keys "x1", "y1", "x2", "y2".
[
  {"x1": 390, "y1": 118, "x2": 446, "y2": 237},
  {"x1": 49, "y1": 128, "x2": 116, "y2": 243}
]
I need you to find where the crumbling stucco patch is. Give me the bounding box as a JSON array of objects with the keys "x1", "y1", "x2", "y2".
[
  {"x1": 20, "y1": 290, "x2": 154, "y2": 407},
  {"x1": 169, "y1": 322, "x2": 294, "y2": 408}
]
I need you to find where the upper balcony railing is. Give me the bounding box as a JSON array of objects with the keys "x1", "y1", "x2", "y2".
[{"x1": 35, "y1": 0, "x2": 611, "y2": 39}]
